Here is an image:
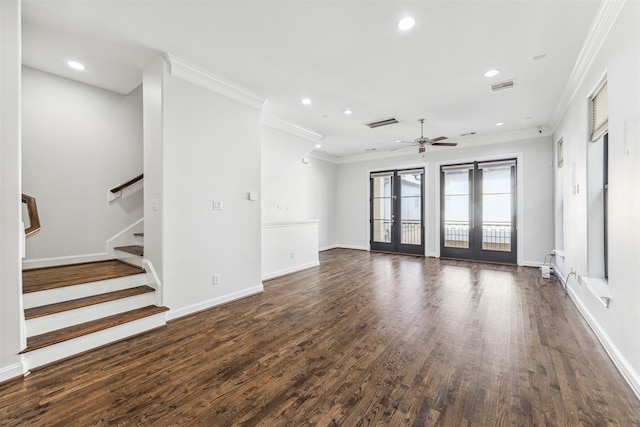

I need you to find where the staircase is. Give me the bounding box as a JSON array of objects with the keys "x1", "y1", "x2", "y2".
[
  {"x1": 21, "y1": 255, "x2": 167, "y2": 370},
  {"x1": 114, "y1": 232, "x2": 144, "y2": 267}
]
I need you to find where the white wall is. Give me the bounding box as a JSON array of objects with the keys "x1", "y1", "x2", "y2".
[
  {"x1": 0, "y1": 0, "x2": 25, "y2": 382},
  {"x1": 553, "y1": 1, "x2": 640, "y2": 396},
  {"x1": 151, "y1": 56, "x2": 264, "y2": 318},
  {"x1": 21, "y1": 67, "x2": 143, "y2": 263},
  {"x1": 336, "y1": 136, "x2": 554, "y2": 265},
  {"x1": 261, "y1": 125, "x2": 337, "y2": 249}
]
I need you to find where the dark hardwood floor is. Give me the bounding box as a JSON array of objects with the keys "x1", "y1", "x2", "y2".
[{"x1": 2, "y1": 249, "x2": 639, "y2": 426}]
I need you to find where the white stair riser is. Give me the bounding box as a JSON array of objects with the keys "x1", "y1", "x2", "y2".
[
  {"x1": 22, "y1": 313, "x2": 167, "y2": 371},
  {"x1": 23, "y1": 274, "x2": 147, "y2": 309},
  {"x1": 134, "y1": 235, "x2": 144, "y2": 245},
  {"x1": 26, "y1": 293, "x2": 156, "y2": 336},
  {"x1": 115, "y1": 251, "x2": 143, "y2": 268}
]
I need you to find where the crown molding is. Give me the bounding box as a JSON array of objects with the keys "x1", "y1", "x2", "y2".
[
  {"x1": 308, "y1": 151, "x2": 340, "y2": 164},
  {"x1": 165, "y1": 53, "x2": 265, "y2": 110},
  {"x1": 262, "y1": 116, "x2": 324, "y2": 143},
  {"x1": 550, "y1": 0, "x2": 626, "y2": 130},
  {"x1": 323, "y1": 128, "x2": 549, "y2": 165}
]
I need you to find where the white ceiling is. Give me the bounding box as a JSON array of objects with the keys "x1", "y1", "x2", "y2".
[{"x1": 21, "y1": 0, "x2": 602, "y2": 159}]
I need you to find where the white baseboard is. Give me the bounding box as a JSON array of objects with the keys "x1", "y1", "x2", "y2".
[
  {"x1": 337, "y1": 244, "x2": 369, "y2": 251},
  {"x1": 262, "y1": 261, "x2": 320, "y2": 281},
  {"x1": 166, "y1": 285, "x2": 264, "y2": 322},
  {"x1": 567, "y1": 286, "x2": 640, "y2": 401},
  {"x1": 319, "y1": 244, "x2": 339, "y2": 252},
  {"x1": 522, "y1": 260, "x2": 544, "y2": 267},
  {"x1": 0, "y1": 362, "x2": 25, "y2": 383},
  {"x1": 22, "y1": 252, "x2": 110, "y2": 269},
  {"x1": 22, "y1": 220, "x2": 144, "y2": 269}
]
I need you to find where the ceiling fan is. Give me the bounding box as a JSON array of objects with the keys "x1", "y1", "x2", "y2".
[{"x1": 395, "y1": 119, "x2": 457, "y2": 153}]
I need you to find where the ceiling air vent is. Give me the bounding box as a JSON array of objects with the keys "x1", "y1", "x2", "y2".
[
  {"x1": 365, "y1": 117, "x2": 399, "y2": 128},
  {"x1": 490, "y1": 79, "x2": 516, "y2": 93}
]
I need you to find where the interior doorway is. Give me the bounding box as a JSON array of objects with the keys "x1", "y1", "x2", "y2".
[
  {"x1": 440, "y1": 159, "x2": 517, "y2": 264},
  {"x1": 370, "y1": 168, "x2": 425, "y2": 255}
]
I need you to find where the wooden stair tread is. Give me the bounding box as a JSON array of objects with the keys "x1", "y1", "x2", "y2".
[
  {"x1": 114, "y1": 245, "x2": 144, "y2": 256},
  {"x1": 133, "y1": 233, "x2": 144, "y2": 237},
  {"x1": 21, "y1": 305, "x2": 169, "y2": 353},
  {"x1": 23, "y1": 260, "x2": 145, "y2": 294},
  {"x1": 24, "y1": 286, "x2": 155, "y2": 320}
]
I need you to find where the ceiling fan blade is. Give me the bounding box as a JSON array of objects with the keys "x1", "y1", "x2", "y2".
[
  {"x1": 396, "y1": 140, "x2": 416, "y2": 144},
  {"x1": 431, "y1": 142, "x2": 458, "y2": 147},
  {"x1": 429, "y1": 136, "x2": 448, "y2": 143}
]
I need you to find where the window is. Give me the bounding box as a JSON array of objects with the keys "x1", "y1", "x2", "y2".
[
  {"x1": 587, "y1": 79, "x2": 608, "y2": 280},
  {"x1": 591, "y1": 81, "x2": 608, "y2": 142},
  {"x1": 603, "y1": 134, "x2": 608, "y2": 280},
  {"x1": 555, "y1": 138, "x2": 564, "y2": 252}
]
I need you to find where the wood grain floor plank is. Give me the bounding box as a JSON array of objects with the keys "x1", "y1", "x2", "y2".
[{"x1": 3, "y1": 249, "x2": 639, "y2": 426}]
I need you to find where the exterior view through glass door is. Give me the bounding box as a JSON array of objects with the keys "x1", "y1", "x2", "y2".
[
  {"x1": 441, "y1": 159, "x2": 517, "y2": 264},
  {"x1": 370, "y1": 168, "x2": 425, "y2": 255}
]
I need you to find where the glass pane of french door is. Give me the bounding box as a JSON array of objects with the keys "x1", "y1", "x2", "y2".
[
  {"x1": 442, "y1": 166, "x2": 472, "y2": 249},
  {"x1": 399, "y1": 170, "x2": 422, "y2": 245},
  {"x1": 480, "y1": 162, "x2": 514, "y2": 252},
  {"x1": 371, "y1": 173, "x2": 393, "y2": 244},
  {"x1": 370, "y1": 168, "x2": 425, "y2": 255}
]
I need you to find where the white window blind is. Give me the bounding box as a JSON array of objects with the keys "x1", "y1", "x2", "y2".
[
  {"x1": 591, "y1": 81, "x2": 608, "y2": 142},
  {"x1": 370, "y1": 171, "x2": 394, "y2": 178}
]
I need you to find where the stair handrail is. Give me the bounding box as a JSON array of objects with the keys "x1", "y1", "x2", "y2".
[
  {"x1": 110, "y1": 173, "x2": 143, "y2": 193},
  {"x1": 22, "y1": 193, "x2": 41, "y2": 238}
]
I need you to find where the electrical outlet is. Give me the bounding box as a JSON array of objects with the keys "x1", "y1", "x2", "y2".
[{"x1": 213, "y1": 274, "x2": 221, "y2": 285}]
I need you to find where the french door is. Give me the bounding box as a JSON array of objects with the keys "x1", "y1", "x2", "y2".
[
  {"x1": 440, "y1": 159, "x2": 517, "y2": 264},
  {"x1": 370, "y1": 168, "x2": 425, "y2": 255}
]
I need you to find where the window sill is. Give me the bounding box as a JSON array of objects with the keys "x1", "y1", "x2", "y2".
[{"x1": 582, "y1": 276, "x2": 610, "y2": 308}]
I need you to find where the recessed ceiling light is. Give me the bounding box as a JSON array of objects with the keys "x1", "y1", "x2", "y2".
[
  {"x1": 315, "y1": 143, "x2": 322, "y2": 148},
  {"x1": 397, "y1": 17, "x2": 415, "y2": 31},
  {"x1": 67, "y1": 60, "x2": 85, "y2": 71},
  {"x1": 343, "y1": 109, "x2": 353, "y2": 115},
  {"x1": 494, "y1": 122, "x2": 505, "y2": 127},
  {"x1": 301, "y1": 98, "x2": 312, "y2": 105},
  {"x1": 484, "y1": 69, "x2": 500, "y2": 78}
]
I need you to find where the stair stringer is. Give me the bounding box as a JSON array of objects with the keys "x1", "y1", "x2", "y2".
[
  {"x1": 107, "y1": 218, "x2": 144, "y2": 258},
  {"x1": 143, "y1": 259, "x2": 163, "y2": 307}
]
